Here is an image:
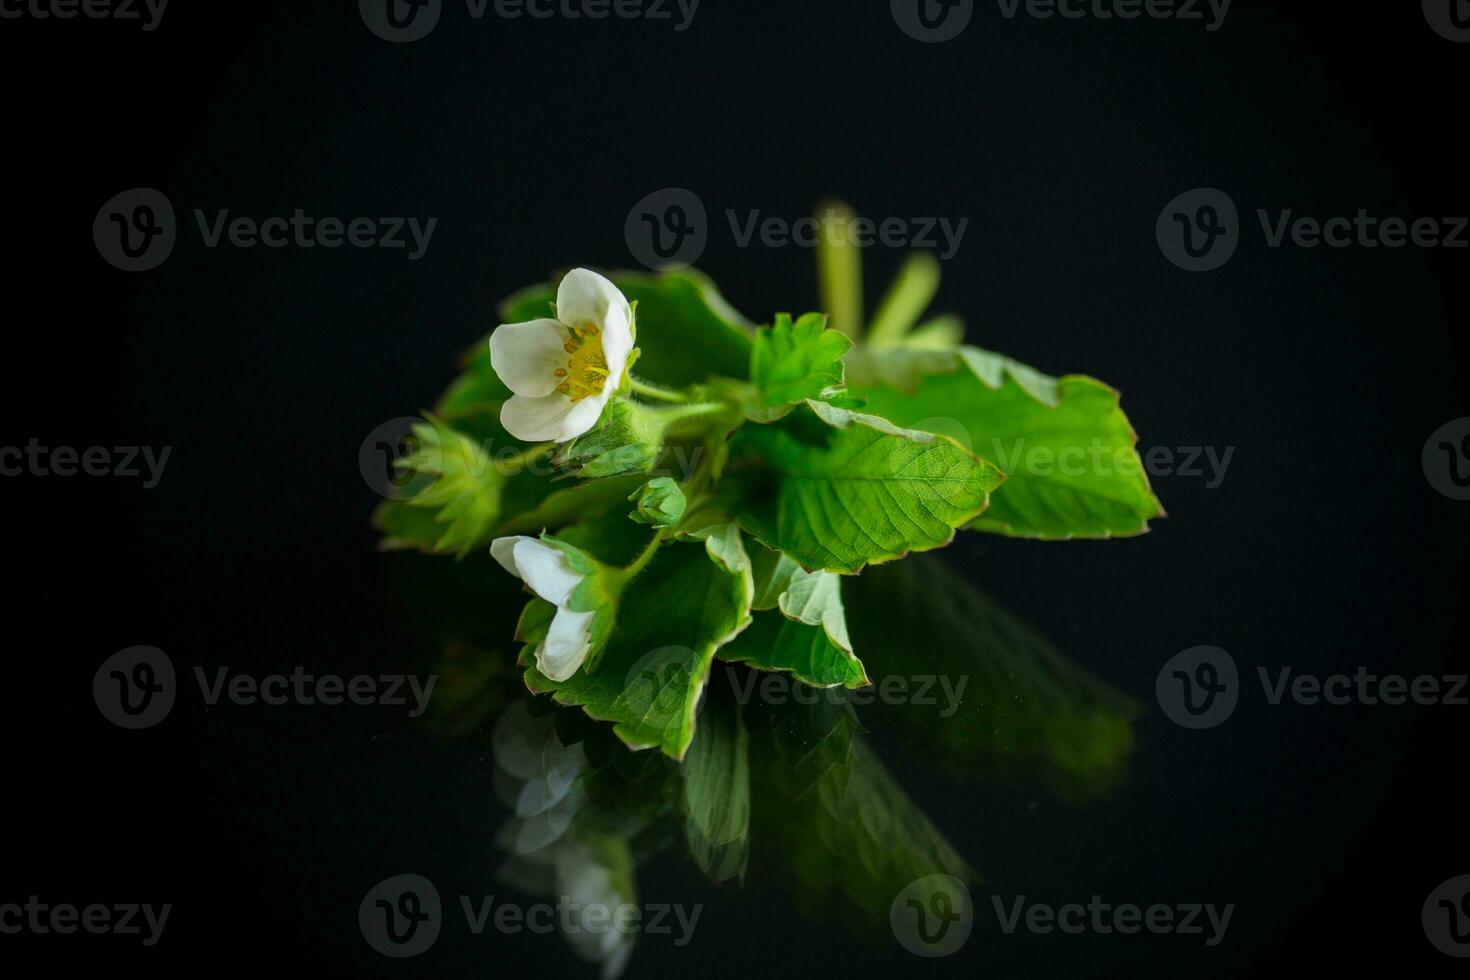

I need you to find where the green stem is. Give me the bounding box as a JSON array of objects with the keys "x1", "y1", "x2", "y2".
[
  {"x1": 616, "y1": 528, "x2": 669, "y2": 584},
  {"x1": 628, "y1": 376, "x2": 689, "y2": 403},
  {"x1": 867, "y1": 252, "x2": 941, "y2": 348},
  {"x1": 816, "y1": 199, "x2": 864, "y2": 341},
  {"x1": 501, "y1": 442, "x2": 553, "y2": 473},
  {"x1": 660, "y1": 401, "x2": 730, "y2": 426}
]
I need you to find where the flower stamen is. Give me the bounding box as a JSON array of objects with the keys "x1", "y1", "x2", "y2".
[{"x1": 557, "y1": 322, "x2": 609, "y2": 403}]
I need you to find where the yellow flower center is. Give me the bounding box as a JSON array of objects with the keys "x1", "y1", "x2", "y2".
[{"x1": 554, "y1": 322, "x2": 608, "y2": 403}]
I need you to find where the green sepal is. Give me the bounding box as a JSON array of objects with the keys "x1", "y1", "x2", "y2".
[
  {"x1": 555, "y1": 398, "x2": 667, "y2": 478},
  {"x1": 627, "y1": 477, "x2": 687, "y2": 528}
]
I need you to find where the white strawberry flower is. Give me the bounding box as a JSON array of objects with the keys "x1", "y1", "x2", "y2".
[
  {"x1": 490, "y1": 268, "x2": 635, "y2": 444},
  {"x1": 491, "y1": 534, "x2": 599, "y2": 682}
]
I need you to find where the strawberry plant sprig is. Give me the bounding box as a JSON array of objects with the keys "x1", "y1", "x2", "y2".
[{"x1": 375, "y1": 203, "x2": 1161, "y2": 975}]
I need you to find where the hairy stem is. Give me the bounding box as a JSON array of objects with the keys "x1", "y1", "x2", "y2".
[{"x1": 628, "y1": 376, "x2": 689, "y2": 403}]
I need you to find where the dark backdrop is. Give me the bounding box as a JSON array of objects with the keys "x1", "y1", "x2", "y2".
[{"x1": 3, "y1": 0, "x2": 1467, "y2": 976}]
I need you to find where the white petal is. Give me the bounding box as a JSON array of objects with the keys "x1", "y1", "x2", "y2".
[
  {"x1": 557, "y1": 268, "x2": 632, "y2": 334},
  {"x1": 600, "y1": 939, "x2": 635, "y2": 980},
  {"x1": 511, "y1": 538, "x2": 583, "y2": 607},
  {"x1": 537, "y1": 608, "x2": 594, "y2": 681},
  {"x1": 502, "y1": 390, "x2": 609, "y2": 443},
  {"x1": 511, "y1": 782, "x2": 584, "y2": 854},
  {"x1": 599, "y1": 302, "x2": 634, "y2": 393},
  {"x1": 555, "y1": 394, "x2": 609, "y2": 442},
  {"x1": 489, "y1": 318, "x2": 570, "y2": 398},
  {"x1": 500, "y1": 392, "x2": 579, "y2": 442},
  {"x1": 490, "y1": 535, "x2": 534, "y2": 578}
]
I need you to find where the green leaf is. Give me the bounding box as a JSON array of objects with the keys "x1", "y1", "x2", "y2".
[
  {"x1": 749, "y1": 698, "x2": 973, "y2": 932},
  {"x1": 500, "y1": 268, "x2": 755, "y2": 387},
  {"x1": 774, "y1": 561, "x2": 853, "y2": 653},
  {"x1": 725, "y1": 401, "x2": 1004, "y2": 574},
  {"x1": 519, "y1": 540, "x2": 752, "y2": 760},
  {"x1": 749, "y1": 546, "x2": 806, "y2": 610},
  {"x1": 747, "y1": 313, "x2": 851, "y2": 422},
  {"x1": 680, "y1": 689, "x2": 750, "y2": 882},
  {"x1": 721, "y1": 546, "x2": 868, "y2": 689},
  {"x1": 375, "y1": 417, "x2": 511, "y2": 558},
  {"x1": 844, "y1": 553, "x2": 1140, "y2": 802},
  {"x1": 720, "y1": 611, "x2": 868, "y2": 690},
  {"x1": 676, "y1": 516, "x2": 753, "y2": 581},
  {"x1": 847, "y1": 345, "x2": 1164, "y2": 540}
]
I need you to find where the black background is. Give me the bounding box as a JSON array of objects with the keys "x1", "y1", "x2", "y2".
[{"x1": 3, "y1": 0, "x2": 1467, "y2": 975}]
